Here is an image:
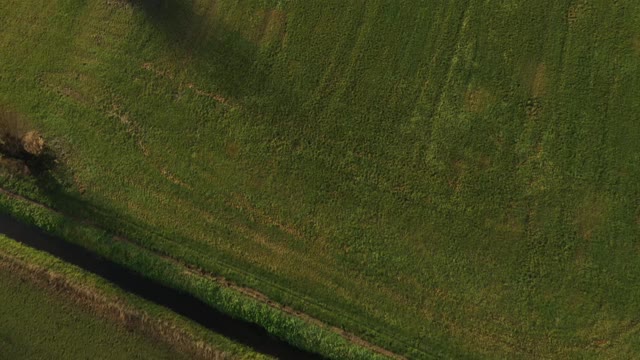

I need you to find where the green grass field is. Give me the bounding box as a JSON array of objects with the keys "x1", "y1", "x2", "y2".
[
  {"x1": 1, "y1": 0, "x2": 640, "y2": 358},
  {"x1": 0, "y1": 262, "x2": 187, "y2": 360}
]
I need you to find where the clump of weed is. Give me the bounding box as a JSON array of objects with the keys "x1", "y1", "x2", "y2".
[
  {"x1": 22, "y1": 131, "x2": 45, "y2": 156},
  {"x1": 525, "y1": 98, "x2": 542, "y2": 119},
  {"x1": 567, "y1": 1, "x2": 590, "y2": 25},
  {"x1": 0, "y1": 108, "x2": 49, "y2": 176}
]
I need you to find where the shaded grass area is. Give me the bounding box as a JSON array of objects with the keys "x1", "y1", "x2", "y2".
[{"x1": 1, "y1": 0, "x2": 640, "y2": 358}]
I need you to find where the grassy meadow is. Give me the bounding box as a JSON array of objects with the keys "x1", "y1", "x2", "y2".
[
  {"x1": 1, "y1": 0, "x2": 640, "y2": 358},
  {"x1": 0, "y1": 269, "x2": 185, "y2": 360}
]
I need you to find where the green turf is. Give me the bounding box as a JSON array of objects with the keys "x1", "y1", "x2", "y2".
[
  {"x1": 0, "y1": 268, "x2": 187, "y2": 360},
  {"x1": 1, "y1": 0, "x2": 640, "y2": 358}
]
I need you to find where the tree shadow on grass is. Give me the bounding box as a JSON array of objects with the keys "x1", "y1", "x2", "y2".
[
  {"x1": 130, "y1": 0, "x2": 270, "y2": 100},
  {"x1": 9, "y1": 0, "x2": 290, "y2": 240},
  {"x1": 129, "y1": 0, "x2": 316, "y2": 145}
]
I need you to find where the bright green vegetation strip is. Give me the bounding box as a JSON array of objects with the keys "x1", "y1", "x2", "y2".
[
  {"x1": 0, "y1": 234, "x2": 272, "y2": 360},
  {"x1": 0, "y1": 270, "x2": 183, "y2": 360},
  {"x1": 1, "y1": 0, "x2": 640, "y2": 358}
]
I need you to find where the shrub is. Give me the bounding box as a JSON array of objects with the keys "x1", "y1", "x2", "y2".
[{"x1": 0, "y1": 108, "x2": 47, "y2": 173}]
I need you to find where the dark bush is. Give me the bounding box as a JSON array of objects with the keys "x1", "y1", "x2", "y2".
[{"x1": 0, "y1": 108, "x2": 48, "y2": 175}]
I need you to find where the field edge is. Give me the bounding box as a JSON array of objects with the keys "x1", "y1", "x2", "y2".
[
  {"x1": 0, "y1": 233, "x2": 273, "y2": 360},
  {"x1": 0, "y1": 187, "x2": 402, "y2": 360}
]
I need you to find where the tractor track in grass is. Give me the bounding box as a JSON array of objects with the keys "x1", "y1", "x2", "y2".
[{"x1": 0, "y1": 186, "x2": 408, "y2": 360}]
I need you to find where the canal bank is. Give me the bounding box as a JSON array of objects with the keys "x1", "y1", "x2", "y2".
[{"x1": 0, "y1": 212, "x2": 323, "y2": 360}]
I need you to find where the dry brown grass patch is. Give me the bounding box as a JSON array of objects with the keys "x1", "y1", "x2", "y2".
[
  {"x1": 105, "y1": 102, "x2": 151, "y2": 156},
  {"x1": 227, "y1": 193, "x2": 304, "y2": 239},
  {"x1": 447, "y1": 160, "x2": 466, "y2": 192},
  {"x1": 22, "y1": 131, "x2": 45, "y2": 156},
  {"x1": 493, "y1": 213, "x2": 525, "y2": 236},
  {"x1": 257, "y1": 9, "x2": 287, "y2": 45},
  {"x1": 224, "y1": 142, "x2": 240, "y2": 158},
  {"x1": 141, "y1": 63, "x2": 232, "y2": 106},
  {"x1": 61, "y1": 86, "x2": 88, "y2": 103},
  {"x1": 231, "y1": 223, "x2": 288, "y2": 258},
  {"x1": 525, "y1": 98, "x2": 542, "y2": 119},
  {"x1": 464, "y1": 87, "x2": 492, "y2": 113},
  {"x1": 574, "y1": 194, "x2": 610, "y2": 240},
  {"x1": 159, "y1": 166, "x2": 192, "y2": 189},
  {"x1": 633, "y1": 36, "x2": 640, "y2": 54},
  {"x1": 567, "y1": 1, "x2": 589, "y2": 25},
  {"x1": 573, "y1": 245, "x2": 591, "y2": 273},
  {"x1": 142, "y1": 62, "x2": 175, "y2": 80},
  {"x1": 40, "y1": 71, "x2": 94, "y2": 107},
  {"x1": 186, "y1": 83, "x2": 231, "y2": 105},
  {"x1": 531, "y1": 63, "x2": 547, "y2": 98},
  {"x1": 519, "y1": 63, "x2": 547, "y2": 119}
]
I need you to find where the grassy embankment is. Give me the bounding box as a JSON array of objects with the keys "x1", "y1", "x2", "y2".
[
  {"x1": 0, "y1": 234, "x2": 270, "y2": 360},
  {"x1": 1, "y1": 0, "x2": 640, "y2": 358},
  {"x1": 0, "y1": 270, "x2": 182, "y2": 360},
  {"x1": 0, "y1": 188, "x2": 387, "y2": 360}
]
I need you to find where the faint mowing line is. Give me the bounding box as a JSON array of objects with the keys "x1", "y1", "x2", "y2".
[{"x1": 432, "y1": 0, "x2": 473, "y2": 120}]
